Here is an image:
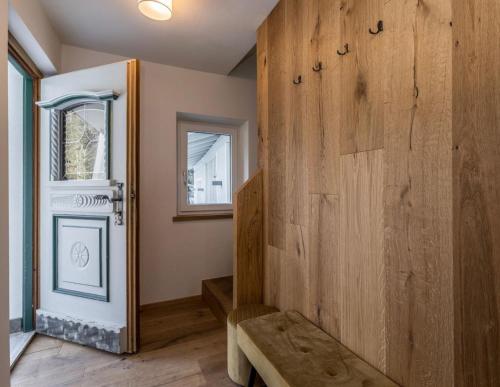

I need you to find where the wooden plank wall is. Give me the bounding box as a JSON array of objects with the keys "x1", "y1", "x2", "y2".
[
  {"x1": 384, "y1": 0, "x2": 454, "y2": 386},
  {"x1": 453, "y1": 0, "x2": 500, "y2": 385},
  {"x1": 254, "y1": 0, "x2": 500, "y2": 385}
]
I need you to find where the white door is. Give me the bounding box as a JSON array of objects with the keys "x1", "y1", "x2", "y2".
[{"x1": 36, "y1": 61, "x2": 136, "y2": 354}]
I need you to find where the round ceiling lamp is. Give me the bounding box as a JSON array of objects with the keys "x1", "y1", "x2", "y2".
[{"x1": 138, "y1": 0, "x2": 173, "y2": 21}]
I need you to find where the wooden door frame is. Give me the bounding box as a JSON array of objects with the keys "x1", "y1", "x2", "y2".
[
  {"x1": 8, "y1": 33, "x2": 42, "y2": 333},
  {"x1": 126, "y1": 59, "x2": 140, "y2": 353}
]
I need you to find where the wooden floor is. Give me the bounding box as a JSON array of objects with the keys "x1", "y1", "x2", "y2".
[{"x1": 11, "y1": 296, "x2": 239, "y2": 387}]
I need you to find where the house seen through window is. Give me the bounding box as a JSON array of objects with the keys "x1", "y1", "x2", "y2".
[{"x1": 178, "y1": 121, "x2": 236, "y2": 214}]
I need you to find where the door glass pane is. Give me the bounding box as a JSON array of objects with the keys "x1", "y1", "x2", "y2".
[
  {"x1": 187, "y1": 131, "x2": 232, "y2": 205},
  {"x1": 62, "y1": 102, "x2": 107, "y2": 180}
]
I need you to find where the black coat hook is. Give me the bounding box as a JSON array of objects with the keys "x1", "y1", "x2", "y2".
[
  {"x1": 312, "y1": 61, "x2": 323, "y2": 72},
  {"x1": 293, "y1": 75, "x2": 302, "y2": 85},
  {"x1": 369, "y1": 20, "x2": 384, "y2": 35},
  {"x1": 337, "y1": 44, "x2": 349, "y2": 56}
]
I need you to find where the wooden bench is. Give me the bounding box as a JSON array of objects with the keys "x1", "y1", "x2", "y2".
[{"x1": 237, "y1": 311, "x2": 399, "y2": 387}]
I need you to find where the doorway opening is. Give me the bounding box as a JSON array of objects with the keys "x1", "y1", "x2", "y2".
[{"x1": 7, "y1": 51, "x2": 38, "y2": 367}]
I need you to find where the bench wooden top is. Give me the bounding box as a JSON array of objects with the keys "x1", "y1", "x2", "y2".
[{"x1": 237, "y1": 311, "x2": 399, "y2": 387}]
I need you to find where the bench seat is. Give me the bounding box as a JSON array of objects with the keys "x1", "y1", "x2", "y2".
[{"x1": 237, "y1": 311, "x2": 399, "y2": 387}]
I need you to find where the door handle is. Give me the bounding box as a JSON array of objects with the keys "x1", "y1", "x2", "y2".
[
  {"x1": 94, "y1": 195, "x2": 122, "y2": 203},
  {"x1": 94, "y1": 183, "x2": 124, "y2": 226}
]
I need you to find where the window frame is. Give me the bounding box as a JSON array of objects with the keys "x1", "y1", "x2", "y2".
[{"x1": 177, "y1": 121, "x2": 238, "y2": 215}]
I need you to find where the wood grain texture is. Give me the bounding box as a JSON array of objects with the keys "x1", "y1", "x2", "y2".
[
  {"x1": 202, "y1": 277, "x2": 233, "y2": 324},
  {"x1": 227, "y1": 305, "x2": 278, "y2": 385},
  {"x1": 267, "y1": 1, "x2": 287, "y2": 249},
  {"x1": 383, "y1": 0, "x2": 453, "y2": 385},
  {"x1": 305, "y1": 0, "x2": 341, "y2": 195},
  {"x1": 453, "y1": 0, "x2": 500, "y2": 385},
  {"x1": 281, "y1": 223, "x2": 309, "y2": 314},
  {"x1": 265, "y1": 245, "x2": 283, "y2": 308},
  {"x1": 140, "y1": 296, "x2": 222, "y2": 353},
  {"x1": 257, "y1": 20, "x2": 272, "y2": 312},
  {"x1": 256, "y1": 0, "x2": 500, "y2": 385},
  {"x1": 258, "y1": 20, "x2": 269, "y2": 173},
  {"x1": 308, "y1": 194, "x2": 340, "y2": 339},
  {"x1": 340, "y1": 150, "x2": 385, "y2": 371},
  {"x1": 277, "y1": 0, "x2": 311, "y2": 324},
  {"x1": 233, "y1": 170, "x2": 264, "y2": 308},
  {"x1": 340, "y1": 0, "x2": 384, "y2": 155},
  {"x1": 238, "y1": 311, "x2": 399, "y2": 387},
  {"x1": 285, "y1": 0, "x2": 308, "y2": 227}
]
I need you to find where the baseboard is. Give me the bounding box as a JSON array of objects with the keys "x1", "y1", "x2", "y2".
[{"x1": 139, "y1": 295, "x2": 202, "y2": 312}]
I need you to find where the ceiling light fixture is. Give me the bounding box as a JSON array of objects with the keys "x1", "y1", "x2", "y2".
[{"x1": 138, "y1": 0, "x2": 173, "y2": 21}]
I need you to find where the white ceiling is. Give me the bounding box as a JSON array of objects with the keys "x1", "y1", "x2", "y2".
[{"x1": 39, "y1": 0, "x2": 278, "y2": 75}]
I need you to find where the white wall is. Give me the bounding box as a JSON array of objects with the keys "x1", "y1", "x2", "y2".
[
  {"x1": 8, "y1": 0, "x2": 61, "y2": 74},
  {"x1": 1, "y1": 0, "x2": 12, "y2": 384},
  {"x1": 8, "y1": 61, "x2": 23, "y2": 321},
  {"x1": 61, "y1": 45, "x2": 257, "y2": 305}
]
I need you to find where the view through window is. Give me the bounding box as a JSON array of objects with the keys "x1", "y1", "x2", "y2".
[
  {"x1": 62, "y1": 102, "x2": 107, "y2": 180},
  {"x1": 187, "y1": 131, "x2": 232, "y2": 205}
]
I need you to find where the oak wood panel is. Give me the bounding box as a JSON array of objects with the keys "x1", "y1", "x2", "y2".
[
  {"x1": 267, "y1": 1, "x2": 287, "y2": 249},
  {"x1": 340, "y1": 150, "x2": 385, "y2": 371},
  {"x1": 257, "y1": 20, "x2": 271, "y2": 311},
  {"x1": 453, "y1": 0, "x2": 500, "y2": 385},
  {"x1": 275, "y1": 0, "x2": 310, "y2": 319},
  {"x1": 265, "y1": 246, "x2": 283, "y2": 308},
  {"x1": 285, "y1": 0, "x2": 308, "y2": 227},
  {"x1": 233, "y1": 170, "x2": 264, "y2": 308},
  {"x1": 257, "y1": 18, "x2": 269, "y2": 173},
  {"x1": 282, "y1": 223, "x2": 309, "y2": 314},
  {"x1": 383, "y1": 0, "x2": 453, "y2": 385},
  {"x1": 340, "y1": 0, "x2": 385, "y2": 155},
  {"x1": 257, "y1": 1, "x2": 484, "y2": 385},
  {"x1": 308, "y1": 194, "x2": 340, "y2": 339},
  {"x1": 305, "y1": 0, "x2": 341, "y2": 195}
]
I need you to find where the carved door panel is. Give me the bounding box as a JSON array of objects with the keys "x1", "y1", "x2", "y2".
[{"x1": 37, "y1": 63, "x2": 130, "y2": 354}]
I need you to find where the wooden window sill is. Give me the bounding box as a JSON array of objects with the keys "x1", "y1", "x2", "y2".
[{"x1": 172, "y1": 213, "x2": 233, "y2": 222}]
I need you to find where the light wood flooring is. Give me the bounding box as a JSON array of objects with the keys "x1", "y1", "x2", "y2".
[{"x1": 11, "y1": 296, "x2": 238, "y2": 387}]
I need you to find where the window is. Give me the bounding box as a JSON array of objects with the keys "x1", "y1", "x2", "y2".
[
  {"x1": 62, "y1": 102, "x2": 108, "y2": 180},
  {"x1": 39, "y1": 92, "x2": 116, "y2": 182},
  {"x1": 178, "y1": 121, "x2": 237, "y2": 214}
]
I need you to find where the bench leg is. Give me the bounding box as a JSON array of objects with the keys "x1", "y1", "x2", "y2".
[{"x1": 247, "y1": 366, "x2": 257, "y2": 387}]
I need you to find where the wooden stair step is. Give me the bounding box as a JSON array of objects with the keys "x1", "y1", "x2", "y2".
[{"x1": 202, "y1": 276, "x2": 234, "y2": 324}]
